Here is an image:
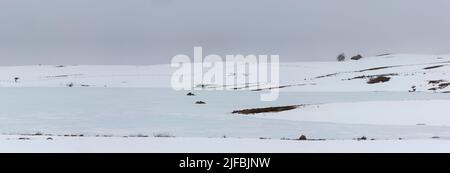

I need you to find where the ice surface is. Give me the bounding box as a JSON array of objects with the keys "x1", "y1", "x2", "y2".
[{"x1": 1, "y1": 88, "x2": 450, "y2": 140}]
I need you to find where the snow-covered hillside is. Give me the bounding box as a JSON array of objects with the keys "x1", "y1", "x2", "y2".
[
  {"x1": 1, "y1": 54, "x2": 450, "y2": 93},
  {"x1": 280, "y1": 54, "x2": 450, "y2": 92}
]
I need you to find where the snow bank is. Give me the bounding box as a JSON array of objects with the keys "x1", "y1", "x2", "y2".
[{"x1": 250, "y1": 100, "x2": 450, "y2": 126}]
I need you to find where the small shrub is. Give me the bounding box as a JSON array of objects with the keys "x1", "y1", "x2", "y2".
[
  {"x1": 195, "y1": 101, "x2": 206, "y2": 104},
  {"x1": 409, "y1": 86, "x2": 416, "y2": 92},
  {"x1": 350, "y1": 54, "x2": 363, "y2": 60},
  {"x1": 153, "y1": 132, "x2": 175, "y2": 138},
  {"x1": 298, "y1": 135, "x2": 307, "y2": 140},
  {"x1": 337, "y1": 53, "x2": 346, "y2": 62},
  {"x1": 357, "y1": 136, "x2": 367, "y2": 141}
]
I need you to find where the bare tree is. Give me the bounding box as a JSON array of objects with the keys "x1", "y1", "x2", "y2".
[{"x1": 337, "y1": 53, "x2": 346, "y2": 62}]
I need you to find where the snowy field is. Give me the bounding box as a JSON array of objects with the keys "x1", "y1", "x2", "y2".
[
  {"x1": 2, "y1": 54, "x2": 450, "y2": 152},
  {"x1": 2, "y1": 135, "x2": 450, "y2": 153}
]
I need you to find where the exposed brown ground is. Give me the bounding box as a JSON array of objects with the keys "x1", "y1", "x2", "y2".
[{"x1": 232, "y1": 105, "x2": 302, "y2": 115}]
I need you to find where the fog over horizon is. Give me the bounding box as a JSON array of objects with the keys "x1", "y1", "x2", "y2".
[{"x1": 1, "y1": 0, "x2": 450, "y2": 65}]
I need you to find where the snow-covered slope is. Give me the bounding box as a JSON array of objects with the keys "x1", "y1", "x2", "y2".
[
  {"x1": 1, "y1": 54, "x2": 450, "y2": 93},
  {"x1": 279, "y1": 54, "x2": 450, "y2": 92}
]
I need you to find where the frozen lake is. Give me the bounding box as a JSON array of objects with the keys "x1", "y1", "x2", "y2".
[{"x1": 1, "y1": 88, "x2": 450, "y2": 139}]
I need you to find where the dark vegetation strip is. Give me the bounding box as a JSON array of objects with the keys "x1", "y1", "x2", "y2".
[
  {"x1": 232, "y1": 105, "x2": 303, "y2": 115},
  {"x1": 357, "y1": 65, "x2": 399, "y2": 72},
  {"x1": 424, "y1": 65, "x2": 445, "y2": 70},
  {"x1": 345, "y1": 73, "x2": 398, "y2": 81},
  {"x1": 251, "y1": 83, "x2": 309, "y2": 91}
]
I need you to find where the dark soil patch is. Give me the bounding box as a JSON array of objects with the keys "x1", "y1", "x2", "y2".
[
  {"x1": 367, "y1": 76, "x2": 391, "y2": 84},
  {"x1": 232, "y1": 105, "x2": 301, "y2": 115}
]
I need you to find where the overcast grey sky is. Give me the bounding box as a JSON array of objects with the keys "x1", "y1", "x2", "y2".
[{"x1": 1, "y1": 0, "x2": 450, "y2": 65}]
